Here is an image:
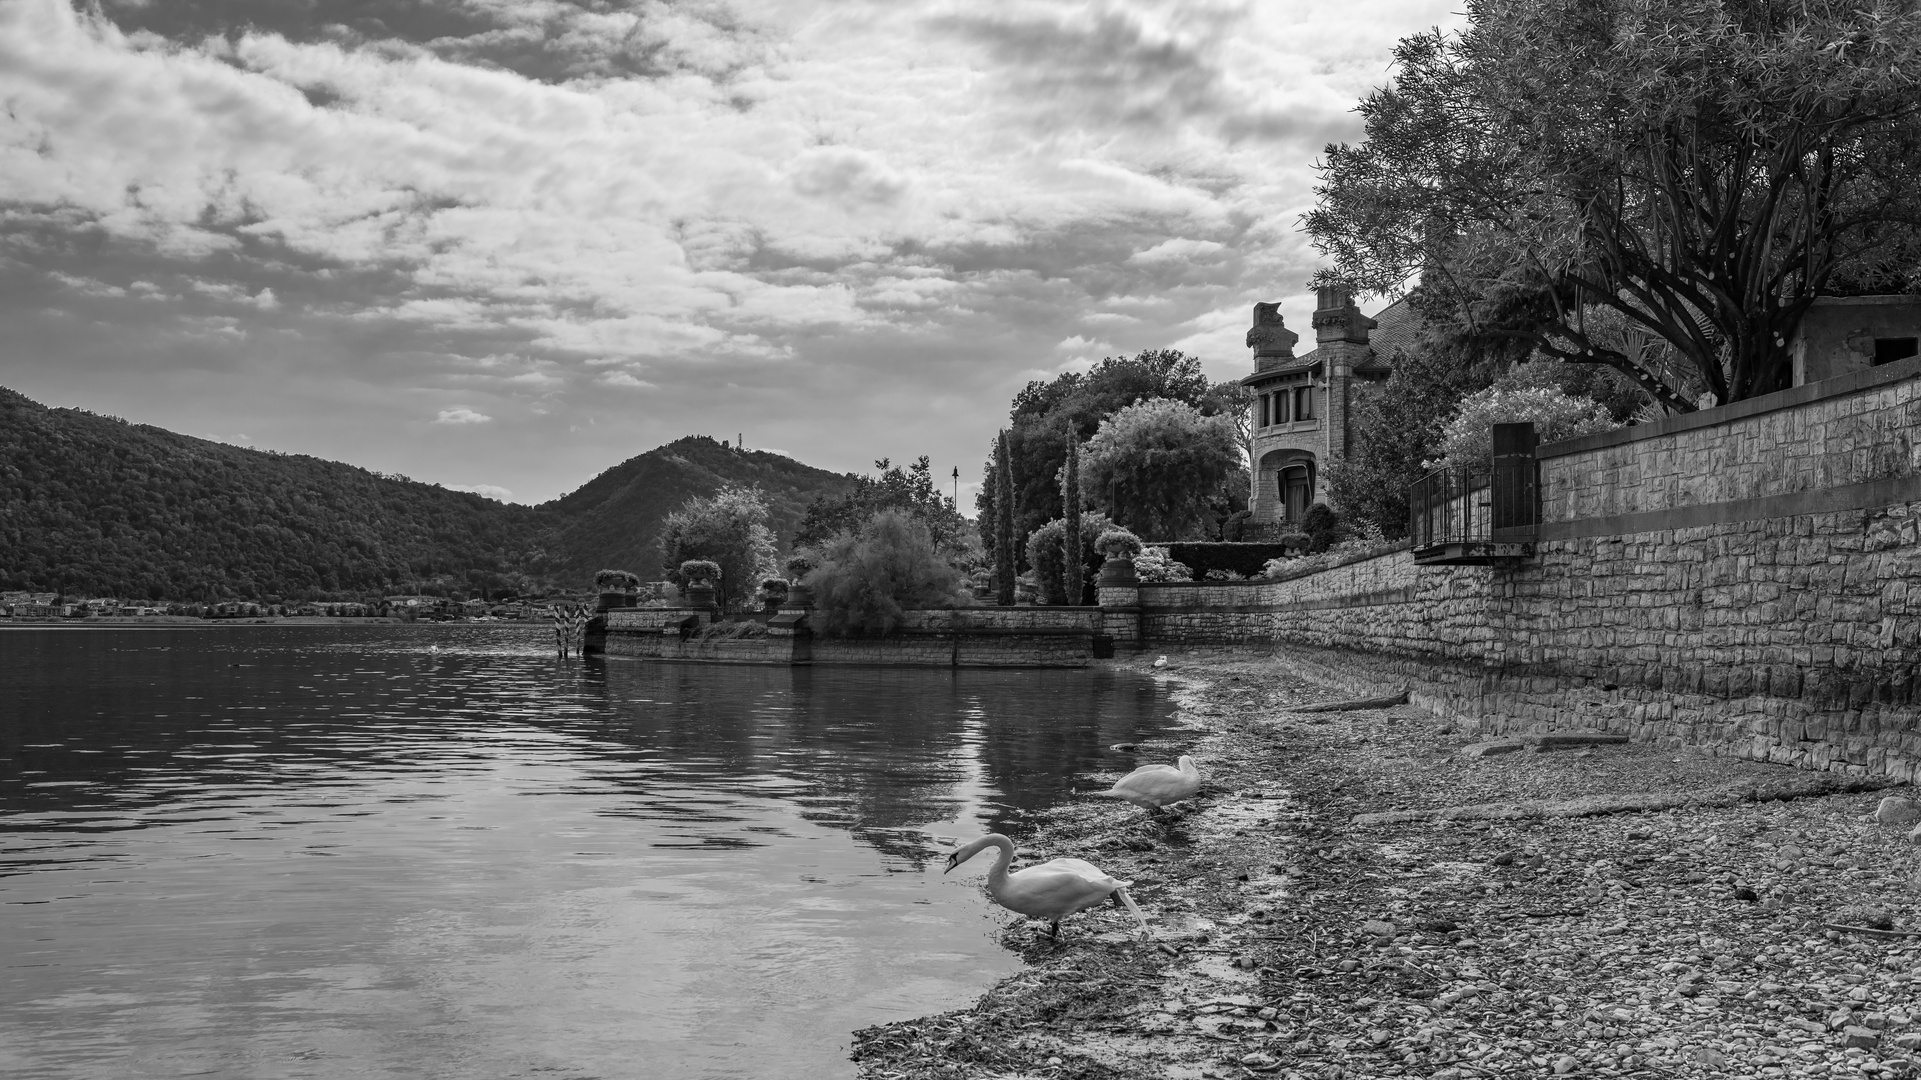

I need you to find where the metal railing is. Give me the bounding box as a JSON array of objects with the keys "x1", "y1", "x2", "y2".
[
  {"x1": 1409, "y1": 465, "x2": 1492, "y2": 549},
  {"x1": 1408, "y1": 423, "x2": 1542, "y2": 552}
]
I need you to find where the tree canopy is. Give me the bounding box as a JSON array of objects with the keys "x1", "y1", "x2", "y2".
[
  {"x1": 979, "y1": 349, "x2": 1246, "y2": 562},
  {"x1": 794, "y1": 456, "x2": 972, "y2": 565},
  {"x1": 1307, "y1": 0, "x2": 1921, "y2": 408},
  {"x1": 658, "y1": 486, "x2": 778, "y2": 613},
  {"x1": 1079, "y1": 399, "x2": 1243, "y2": 541}
]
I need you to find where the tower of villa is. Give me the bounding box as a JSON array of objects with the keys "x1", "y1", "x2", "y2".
[{"x1": 1242, "y1": 286, "x2": 1412, "y2": 531}]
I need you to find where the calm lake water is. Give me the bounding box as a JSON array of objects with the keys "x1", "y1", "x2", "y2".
[{"x1": 0, "y1": 625, "x2": 1178, "y2": 1080}]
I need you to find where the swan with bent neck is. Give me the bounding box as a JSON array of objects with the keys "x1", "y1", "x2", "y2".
[
  {"x1": 1093, "y1": 755, "x2": 1202, "y2": 813},
  {"x1": 944, "y1": 834, "x2": 1145, "y2": 940}
]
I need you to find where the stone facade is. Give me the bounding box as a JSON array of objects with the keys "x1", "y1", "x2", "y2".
[
  {"x1": 1117, "y1": 356, "x2": 1921, "y2": 781},
  {"x1": 1792, "y1": 295, "x2": 1921, "y2": 385},
  {"x1": 604, "y1": 605, "x2": 1101, "y2": 667},
  {"x1": 1243, "y1": 288, "x2": 1409, "y2": 529}
]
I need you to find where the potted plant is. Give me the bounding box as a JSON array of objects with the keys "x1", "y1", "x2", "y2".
[
  {"x1": 594, "y1": 569, "x2": 642, "y2": 611},
  {"x1": 1094, "y1": 529, "x2": 1143, "y2": 585},
  {"x1": 758, "y1": 576, "x2": 790, "y2": 616},
  {"x1": 679, "y1": 560, "x2": 721, "y2": 609},
  {"x1": 783, "y1": 554, "x2": 816, "y2": 606}
]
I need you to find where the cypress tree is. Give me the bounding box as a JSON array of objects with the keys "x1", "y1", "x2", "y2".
[
  {"x1": 996, "y1": 430, "x2": 1016, "y2": 606},
  {"x1": 1060, "y1": 427, "x2": 1083, "y2": 605}
]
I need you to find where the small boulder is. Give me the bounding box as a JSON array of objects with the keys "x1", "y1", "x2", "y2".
[
  {"x1": 1551, "y1": 1054, "x2": 1580, "y2": 1074},
  {"x1": 1844, "y1": 1026, "x2": 1882, "y2": 1049},
  {"x1": 1831, "y1": 905, "x2": 1896, "y2": 930},
  {"x1": 1359, "y1": 919, "x2": 1396, "y2": 938},
  {"x1": 1732, "y1": 886, "x2": 1760, "y2": 903},
  {"x1": 1871, "y1": 796, "x2": 1921, "y2": 825}
]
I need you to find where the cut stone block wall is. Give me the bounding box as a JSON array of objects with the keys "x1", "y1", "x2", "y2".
[
  {"x1": 602, "y1": 606, "x2": 1099, "y2": 667},
  {"x1": 1124, "y1": 359, "x2": 1921, "y2": 782}
]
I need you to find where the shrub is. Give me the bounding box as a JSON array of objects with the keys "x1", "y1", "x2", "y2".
[
  {"x1": 680, "y1": 560, "x2": 721, "y2": 584},
  {"x1": 1133, "y1": 546, "x2": 1194, "y2": 583},
  {"x1": 1023, "y1": 512, "x2": 1118, "y2": 605},
  {"x1": 1428, "y1": 385, "x2": 1619, "y2": 469},
  {"x1": 1221, "y1": 509, "x2": 1253, "y2": 542},
  {"x1": 805, "y1": 510, "x2": 967, "y2": 636},
  {"x1": 783, "y1": 554, "x2": 815, "y2": 581},
  {"x1": 1095, "y1": 528, "x2": 1144, "y2": 560},
  {"x1": 1302, "y1": 503, "x2": 1340, "y2": 553},
  {"x1": 1275, "y1": 531, "x2": 1313, "y2": 551}
]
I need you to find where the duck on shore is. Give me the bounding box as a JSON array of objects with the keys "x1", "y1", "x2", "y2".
[{"x1": 944, "y1": 834, "x2": 1146, "y2": 940}]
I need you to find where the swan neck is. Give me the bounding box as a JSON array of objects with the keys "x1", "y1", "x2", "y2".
[{"x1": 984, "y1": 835, "x2": 1015, "y2": 884}]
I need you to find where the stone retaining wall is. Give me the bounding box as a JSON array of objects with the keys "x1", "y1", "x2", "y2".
[
  {"x1": 1116, "y1": 359, "x2": 1921, "y2": 782},
  {"x1": 601, "y1": 605, "x2": 1099, "y2": 667}
]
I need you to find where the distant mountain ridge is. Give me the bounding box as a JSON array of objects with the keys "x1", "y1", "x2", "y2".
[
  {"x1": 0, "y1": 387, "x2": 856, "y2": 599},
  {"x1": 538, "y1": 435, "x2": 856, "y2": 579}
]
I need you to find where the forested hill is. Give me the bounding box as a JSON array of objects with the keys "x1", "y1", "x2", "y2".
[
  {"x1": 537, "y1": 436, "x2": 856, "y2": 578},
  {"x1": 0, "y1": 387, "x2": 549, "y2": 599},
  {"x1": 0, "y1": 388, "x2": 856, "y2": 599}
]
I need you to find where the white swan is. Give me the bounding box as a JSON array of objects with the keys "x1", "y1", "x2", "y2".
[
  {"x1": 1093, "y1": 755, "x2": 1202, "y2": 812},
  {"x1": 1152, "y1": 655, "x2": 1169, "y2": 668},
  {"x1": 944, "y1": 834, "x2": 1146, "y2": 939}
]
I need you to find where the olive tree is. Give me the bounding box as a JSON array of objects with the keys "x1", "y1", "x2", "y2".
[{"x1": 1307, "y1": 0, "x2": 1921, "y2": 409}]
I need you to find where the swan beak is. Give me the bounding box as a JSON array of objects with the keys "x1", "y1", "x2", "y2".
[{"x1": 942, "y1": 854, "x2": 958, "y2": 874}]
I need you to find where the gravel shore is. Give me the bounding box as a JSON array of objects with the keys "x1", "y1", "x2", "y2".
[{"x1": 854, "y1": 648, "x2": 1921, "y2": 1080}]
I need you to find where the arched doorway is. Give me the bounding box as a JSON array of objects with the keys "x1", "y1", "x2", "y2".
[{"x1": 1279, "y1": 461, "x2": 1314, "y2": 525}]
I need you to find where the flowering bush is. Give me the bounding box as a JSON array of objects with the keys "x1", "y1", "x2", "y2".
[
  {"x1": 679, "y1": 560, "x2": 721, "y2": 584},
  {"x1": 1428, "y1": 386, "x2": 1619, "y2": 469},
  {"x1": 783, "y1": 554, "x2": 814, "y2": 581},
  {"x1": 1133, "y1": 546, "x2": 1194, "y2": 583},
  {"x1": 1095, "y1": 529, "x2": 1144, "y2": 560}
]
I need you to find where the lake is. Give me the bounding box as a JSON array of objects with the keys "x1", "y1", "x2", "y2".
[{"x1": 0, "y1": 625, "x2": 1178, "y2": 1079}]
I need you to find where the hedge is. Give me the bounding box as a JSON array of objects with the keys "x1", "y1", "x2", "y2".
[{"x1": 1156, "y1": 542, "x2": 1297, "y2": 580}]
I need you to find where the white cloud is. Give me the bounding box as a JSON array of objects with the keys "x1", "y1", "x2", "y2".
[
  {"x1": 598, "y1": 371, "x2": 657, "y2": 389},
  {"x1": 448, "y1": 482, "x2": 513, "y2": 501},
  {"x1": 0, "y1": 0, "x2": 1464, "y2": 501}
]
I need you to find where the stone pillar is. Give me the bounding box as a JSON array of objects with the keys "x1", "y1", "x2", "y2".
[
  {"x1": 1097, "y1": 559, "x2": 1142, "y2": 650},
  {"x1": 1309, "y1": 286, "x2": 1377, "y2": 503}
]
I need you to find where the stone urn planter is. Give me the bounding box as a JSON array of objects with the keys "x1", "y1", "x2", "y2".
[
  {"x1": 784, "y1": 584, "x2": 814, "y2": 608},
  {"x1": 1098, "y1": 558, "x2": 1139, "y2": 586},
  {"x1": 596, "y1": 590, "x2": 633, "y2": 612},
  {"x1": 683, "y1": 582, "x2": 717, "y2": 610}
]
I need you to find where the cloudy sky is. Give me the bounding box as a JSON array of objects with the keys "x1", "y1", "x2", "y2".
[{"x1": 1, "y1": 0, "x2": 1456, "y2": 506}]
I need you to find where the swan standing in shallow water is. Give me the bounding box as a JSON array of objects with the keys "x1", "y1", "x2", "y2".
[
  {"x1": 1092, "y1": 755, "x2": 1202, "y2": 813},
  {"x1": 944, "y1": 834, "x2": 1146, "y2": 940}
]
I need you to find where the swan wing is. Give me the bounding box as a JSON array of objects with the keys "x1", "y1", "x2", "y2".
[
  {"x1": 1112, "y1": 765, "x2": 1200, "y2": 806},
  {"x1": 996, "y1": 861, "x2": 1127, "y2": 920}
]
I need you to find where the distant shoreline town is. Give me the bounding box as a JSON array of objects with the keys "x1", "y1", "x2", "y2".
[{"x1": 0, "y1": 590, "x2": 572, "y2": 624}]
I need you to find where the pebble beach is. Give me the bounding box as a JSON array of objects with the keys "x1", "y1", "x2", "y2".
[{"x1": 855, "y1": 649, "x2": 1921, "y2": 1080}]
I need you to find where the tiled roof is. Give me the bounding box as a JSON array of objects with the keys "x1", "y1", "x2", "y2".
[
  {"x1": 1241, "y1": 352, "x2": 1322, "y2": 384},
  {"x1": 1365, "y1": 297, "x2": 1423, "y2": 364}
]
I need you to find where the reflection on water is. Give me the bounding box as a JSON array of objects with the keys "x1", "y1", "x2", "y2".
[{"x1": 0, "y1": 625, "x2": 1177, "y2": 1080}]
